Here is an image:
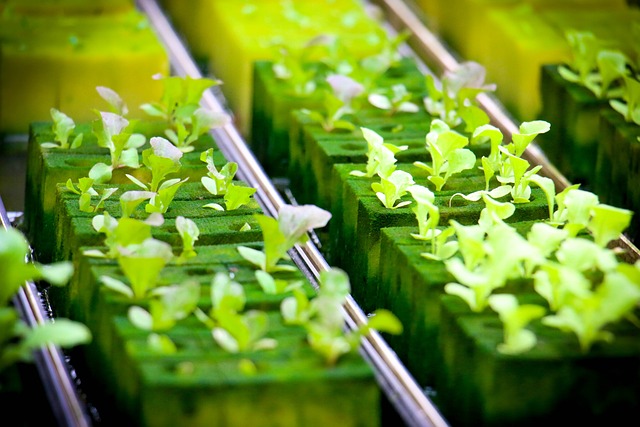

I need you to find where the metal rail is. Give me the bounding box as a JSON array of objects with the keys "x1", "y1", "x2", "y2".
[
  {"x1": 372, "y1": 0, "x2": 640, "y2": 261},
  {"x1": 0, "y1": 196, "x2": 93, "y2": 427},
  {"x1": 136, "y1": 0, "x2": 449, "y2": 426}
]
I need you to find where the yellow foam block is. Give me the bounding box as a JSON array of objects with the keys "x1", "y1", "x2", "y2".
[
  {"x1": 0, "y1": 0, "x2": 134, "y2": 15},
  {"x1": 0, "y1": 10, "x2": 169, "y2": 134},
  {"x1": 205, "y1": 0, "x2": 387, "y2": 136},
  {"x1": 482, "y1": 5, "x2": 570, "y2": 121}
]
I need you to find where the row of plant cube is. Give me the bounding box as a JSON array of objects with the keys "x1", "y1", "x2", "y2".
[
  {"x1": 538, "y1": 32, "x2": 640, "y2": 243},
  {"x1": 21, "y1": 76, "x2": 402, "y2": 425},
  {"x1": 249, "y1": 44, "x2": 640, "y2": 425}
]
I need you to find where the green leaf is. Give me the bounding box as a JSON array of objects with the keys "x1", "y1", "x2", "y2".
[
  {"x1": 22, "y1": 319, "x2": 91, "y2": 349},
  {"x1": 366, "y1": 309, "x2": 403, "y2": 335}
]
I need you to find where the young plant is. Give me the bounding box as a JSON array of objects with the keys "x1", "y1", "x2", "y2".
[
  {"x1": 203, "y1": 182, "x2": 256, "y2": 211},
  {"x1": 126, "y1": 136, "x2": 189, "y2": 214},
  {"x1": 238, "y1": 204, "x2": 331, "y2": 273},
  {"x1": 254, "y1": 270, "x2": 304, "y2": 295},
  {"x1": 270, "y1": 35, "x2": 331, "y2": 96},
  {"x1": 488, "y1": 294, "x2": 546, "y2": 355},
  {"x1": 89, "y1": 111, "x2": 146, "y2": 183},
  {"x1": 423, "y1": 61, "x2": 495, "y2": 128},
  {"x1": 200, "y1": 148, "x2": 238, "y2": 196},
  {"x1": 175, "y1": 215, "x2": 200, "y2": 263},
  {"x1": 414, "y1": 119, "x2": 476, "y2": 191},
  {"x1": 407, "y1": 185, "x2": 439, "y2": 241},
  {"x1": 100, "y1": 236, "x2": 175, "y2": 300},
  {"x1": 299, "y1": 74, "x2": 364, "y2": 132},
  {"x1": 96, "y1": 86, "x2": 128, "y2": 116},
  {"x1": 610, "y1": 75, "x2": 640, "y2": 126},
  {"x1": 0, "y1": 228, "x2": 91, "y2": 373},
  {"x1": 128, "y1": 279, "x2": 200, "y2": 332},
  {"x1": 65, "y1": 177, "x2": 117, "y2": 213},
  {"x1": 368, "y1": 84, "x2": 419, "y2": 116},
  {"x1": 280, "y1": 268, "x2": 402, "y2": 365},
  {"x1": 140, "y1": 75, "x2": 230, "y2": 152},
  {"x1": 558, "y1": 30, "x2": 629, "y2": 99},
  {"x1": 40, "y1": 108, "x2": 83, "y2": 149},
  {"x1": 444, "y1": 221, "x2": 542, "y2": 312},
  {"x1": 350, "y1": 127, "x2": 407, "y2": 178},
  {"x1": 541, "y1": 262, "x2": 640, "y2": 352},
  {"x1": 195, "y1": 272, "x2": 277, "y2": 353},
  {"x1": 372, "y1": 169, "x2": 415, "y2": 209},
  {"x1": 84, "y1": 211, "x2": 163, "y2": 259}
]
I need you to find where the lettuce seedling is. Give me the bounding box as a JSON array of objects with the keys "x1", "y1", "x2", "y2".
[
  {"x1": 90, "y1": 111, "x2": 146, "y2": 183},
  {"x1": 542, "y1": 264, "x2": 640, "y2": 352},
  {"x1": 587, "y1": 203, "x2": 633, "y2": 247},
  {"x1": 423, "y1": 61, "x2": 495, "y2": 128},
  {"x1": 176, "y1": 216, "x2": 199, "y2": 263},
  {"x1": 126, "y1": 136, "x2": 189, "y2": 214},
  {"x1": 140, "y1": 75, "x2": 230, "y2": 152},
  {"x1": 65, "y1": 177, "x2": 117, "y2": 213},
  {"x1": 299, "y1": 74, "x2": 364, "y2": 132},
  {"x1": 371, "y1": 170, "x2": 415, "y2": 209},
  {"x1": 128, "y1": 279, "x2": 200, "y2": 332},
  {"x1": 84, "y1": 211, "x2": 163, "y2": 259},
  {"x1": 195, "y1": 272, "x2": 277, "y2": 353},
  {"x1": 553, "y1": 187, "x2": 600, "y2": 236},
  {"x1": 238, "y1": 204, "x2": 331, "y2": 272},
  {"x1": 350, "y1": 127, "x2": 407, "y2": 178},
  {"x1": 40, "y1": 108, "x2": 83, "y2": 149},
  {"x1": 203, "y1": 182, "x2": 257, "y2": 211},
  {"x1": 0, "y1": 228, "x2": 91, "y2": 373},
  {"x1": 488, "y1": 294, "x2": 546, "y2": 355},
  {"x1": 270, "y1": 35, "x2": 331, "y2": 96},
  {"x1": 100, "y1": 237, "x2": 174, "y2": 300},
  {"x1": 558, "y1": 31, "x2": 629, "y2": 99},
  {"x1": 533, "y1": 261, "x2": 591, "y2": 312},
  {"x1": 407, "y1": 185, "x2": 439, "y2": 240},
  {"x1": 610, "y1": 75, "x2": 640, "y2": 125},
  {"x1": 0, "y1": 228, "x2": 74, "y2": 307},
  {"x1": 200, "y1": 148, "x2": 238, "y2": 196},
  {"x1": 368, "y1": 84, "x2": 419, "y2": 116},
  {"x1": 255, "y1": 270, "x2": 303, "y2": 295},
  {"x1": 445, "y1": 222, "x2": 542, "y2": 312},
  {"x1": 414, "y1": 119, "x2": 476, "y2": 191},
  {"x1": 372, "y1": 169, "x2": 415, "y2": 209},
  {"x1": 96, "y1": 86, "x2": 128, "y2": 116},
  {"x1": 471, "y1": 124, "x2": 503, "y2": 190},
  {"x1": 280, "y1": 268, "x2": 402, "y2": 365}
]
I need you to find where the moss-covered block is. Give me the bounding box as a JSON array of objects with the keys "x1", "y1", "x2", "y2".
[
  {"x1": 250, "y1": 59, "x2": 325, "y2": 176},
  {"x1": 538, "y1": 64, "x2": 610, "y2": 189},
  {"x1": 597, "y1": 108, "x2": 640, "y2": 244},
  {"x1": 103, "y1": 313, "x2": 379, "y2": 427},
  {"x1": 437, "y1": 294, "x2": 640, "y2": 426},
  {"x1": 25, "y1": 124, "x2": 225, "y2": 262}
]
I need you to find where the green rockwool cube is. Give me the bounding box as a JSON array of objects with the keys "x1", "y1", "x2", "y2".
[
  {"x1": 538, "y1": 65, "x2": 610, "y2": 188},
  {"x1": 67, "y1": 247, "x2": 377, "y2": 426},
  {"x1": 24, "y1": 123, "x2": 225, "y2": 262},
  {"x1": 99, "y1": 313, "x2": 379, "y2": 427},
  {"x1": 0, "y1": 9, "x2": 169, "y2": 133},
  {"x1": 330, "y1": 162, "x2": 551, "y2": 312},
  {"x1": 50, "y1": 180, "x2": 262, "y2": 261},
  {"x1": 437, "y1": 294, "x2": 640, "y2": 426},
  {"x1": 251, "y1": 60, "x2": 325, "y2": 176},
  {"x1": 597, "y1": 109, "x2": 640, "y2": 243},
  {"x1": 378, "y1": 222, "x2": 538, "y2": 387}
]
